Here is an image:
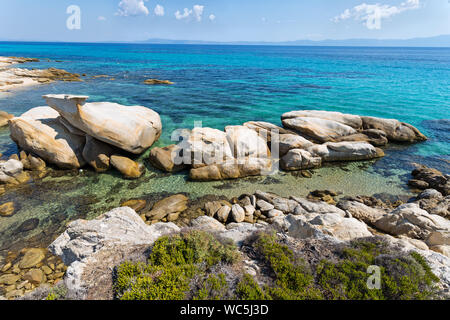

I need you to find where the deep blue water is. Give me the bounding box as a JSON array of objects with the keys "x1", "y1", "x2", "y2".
[
  {"x1": 0, "y1": 42, "x2": 449, "y2": 252},
  {"x1": 0, "y1": 42, "x2": 449, "y2": 161}
]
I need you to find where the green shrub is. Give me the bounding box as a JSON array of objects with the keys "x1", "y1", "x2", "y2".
[
  {"x1": 194, "y1": 273, "x2": 229, "y2": 300},
  {"x1": 236, "y1": 274, "x2": 270, "y2": 300},
  {"x1": 114, "y1": 231, "x2": 239, "y2": 300}
]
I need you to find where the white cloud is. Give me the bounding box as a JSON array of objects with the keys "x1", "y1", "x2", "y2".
[
  {"x1": 175, "y1": 5, "x2": 204, "y2": 22},
  {"x1": 209, "y1": 14, "x2": 216, "y2": 21},
  {"x1": 333, "y1": 0, "x2": 421, "y2": 30},
  {"x1": 116, "y1": 0, "x2": 149, "y2": 17},
  {"x1": 193, "y1": 5, "x2": 204, "y2": 22},
  {"x1": 175, "y1": 8, "x2": 192, "y2": 20},
  {"x1": 98, "y1": 16, "x2": 107, "y2": 21},
  {"x1": 154, "y1": 4, "x2": 164, "y2": 16}
]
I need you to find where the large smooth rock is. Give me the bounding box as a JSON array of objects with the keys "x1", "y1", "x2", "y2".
[
  {"x1": 361, "y1": 116, "x2": 427, "y2": 143},
  {"x1": 48, "y1": 207, "x2": 180, "y2": 299},
  {"x1": 43, "y1": 95, "x2": 162, "y2": 154},
  {"x1": 145, "y1": 194, "x2": 188, "y2": 221},
  {"x1": 255, "y1": 191, "x2": 299, "y2": 213},
  {"x1": 411, "y1": 165, "x2": 449, "y2": 196},
  {"x1": 280, "y1": 149, "x2": 322, "y2": 171},
  {"x1": 9, "y1": 107, "x2": 86, "y2": 169},
  {"x1": 82, "y1": 136, "x2": 115, "y2": 172},
  {"x1": 225, "y1": 125, "x2": 270, "y2": 159},
  {"x1": 307, "y1": 141, "x2": 385, "y2": 162},
  {"x1": 243, "y1": 121, "x2": 294, "y2": 140},
  {"x1": 282, "y1": 117, "x2": 357, "y2": 143},
  {"x1": 282, "y1": 110, "x2": 363, "y2": 129},
  {"x1": 272, "y1": 213, "x2": 372, "y2": 242},
  {"x1": 374, "y1": 203, "x2": 450, "y2": 246},
  {"x1": 276, "y1": 134, "x2": 315, "y2": 156},
  {"x1": 183, "y1": 127, "x2": 234, "y2": 166}
]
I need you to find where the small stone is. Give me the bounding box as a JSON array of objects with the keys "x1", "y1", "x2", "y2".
[
  {"x1": 12, "y1": 264, "x2": 20, "y2": 274},
  {"x1": 0, "y1": 202, "x2": 15, "y2": 217},
  {"x1": 167, "y1": 212, "x2": 180, "y2": 222},
  {"x1": 41, "y1": 265, "x2": 53, "y2": 275},
  {"x1": 9, "y1": 154, "x2": 19, "y2": 161},
  {"x1": 16, "y1": 280, "x2": 29, "y2": 290},
  {"x1": 23, "y1": 269, "x2": 45, "y2": 285},
  {"x1": 266, "y1": 209, "x2": 284, "y2": 218},
  {"x1": 216, "y1": 205, "x2": 231, "y2": 223},
  {"x1": 0, "y1": 274, "x2": 20, "y2": 285},
  {"x1": 16, "y1": 218, "x2": 39, "y2": 233},
  {"x1": 256, "y1": 199, "x2": 274, "y2": 212},
  {"x1": 1, "y1": 262, "x2": 12, "y2": 272},
  {"x1": 5, "y1": 289, "x2": 23, "y2": 299},
  {"x1": 231, "y1": 204, "x2": 245, "y2": 223},
  {"x1": 49, "y1": 263, "x2": 55, "y2": 271},
  {"x1": 204, "y1": 201, "x2": 223, "y2": 217},
  {"x1": 244, "y1": 205, "x2": 255, "y2": 216}
]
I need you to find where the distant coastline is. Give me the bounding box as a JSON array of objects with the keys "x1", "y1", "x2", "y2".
[{"x1": 1, "y1": 34, "x2": 449, "y2": 48}]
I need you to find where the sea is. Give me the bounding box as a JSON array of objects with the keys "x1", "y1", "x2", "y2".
[{"x1": 0, "y1": 42, "x2": 449, "y2": 253}]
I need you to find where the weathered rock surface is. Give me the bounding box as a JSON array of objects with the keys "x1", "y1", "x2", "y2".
[
  {"x1": 280, "y1": 149, "x2": 322, "y2": 171},
  {"x1": 0, "y1": 202, "x2": 15, "y2": 217},
  {"x1": 374, "y1": 203, "x2": 450, "y2": 247},
  {"x1": 337, "y1": 200, "x2": 386, "y2": 225},
  {"x1": 361, "y1": 116, "x2": 427, "y2": 143},
  {"x1": 410, "y1": 165, "x2": 449, "y2": 196},
  {"x1": 225, "y1": 125, "x2": 270, "y2": 159},
  {"x1": 190, "y1": 216, "x2": 226, "y2": 232},
  {"x1": 0, "y1": 159, "x2": 28, "y2": 185},
  {"x1": 282, "y1": 110, "x2": 363, "y2": 129},
  {"x1": 48, "y1": 207, "x2": 180, "y2": 299},
  {"x1": 282, "y1": 117, "x2": 357, "y2": 143},
  {"x1": 307, "y1": 141, "x2": 385, "y2": 162},
  {"x1": 9, "y1": 107, "x2": 86, "y2": 169},
  {"x1": 44, "y1": 95, "x2": 162, "y2": 154}
]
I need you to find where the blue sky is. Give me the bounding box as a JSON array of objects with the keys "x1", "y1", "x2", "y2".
[{"x1": 0, "y1": 0, "x2": 449, "y2": 42}]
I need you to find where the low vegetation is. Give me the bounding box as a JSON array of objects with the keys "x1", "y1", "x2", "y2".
[{"x1": 113, "y1": 230, "x2": 440, "y2": 300}]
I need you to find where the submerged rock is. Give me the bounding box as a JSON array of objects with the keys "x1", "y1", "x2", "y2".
[
  {"x1": 144, "y1": 194, "x2": 188, "y2": 221},
  {"x1": 143, "y1": 79, "x2": 174, "y2": 85},
  {"x1": 0, "y1": 202, "x2": 15, "y2": 217},
  {"x1": 43, "y1": 94, "x2": 162, "y2": 154}
]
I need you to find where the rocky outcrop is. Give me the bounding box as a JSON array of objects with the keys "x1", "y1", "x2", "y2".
[
  {"x1": 282, "y1": 110, "x2": 427, "y2": 144},
  {"x1": 374, "y1": 203, "x2": 450, "y2": 249},
  {"x1": 143, "y1": 79, "x2": 174, "y2": 85},
  {"x1": 9, "y1": 107, "x2": 86, "y2": 169},
  {"x1": 337, "y1": 200, "x2": 386, "y2": 225},
  {"x1": 409, "y1": 165, "x2": 449, "y2": 196},
  {"x1": 43, "y1": 95, "x2": 162, "y2": 154},
  {"x1": 48, "y1": 207, "x2": 180, "y2": 299}
]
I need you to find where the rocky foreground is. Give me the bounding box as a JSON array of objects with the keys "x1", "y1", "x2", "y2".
[{"x1": 0, "y1": 164, "x2": 445, "y2": 300}]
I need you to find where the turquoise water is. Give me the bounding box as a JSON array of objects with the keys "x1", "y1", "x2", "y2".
[{"x1": 0, "y1": 42, "x2": 449, "y2": 253}]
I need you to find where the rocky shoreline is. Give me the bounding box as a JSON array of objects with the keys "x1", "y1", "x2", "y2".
[{"x1": 0, "y1": 57, "x2": 448, "y2": 300}]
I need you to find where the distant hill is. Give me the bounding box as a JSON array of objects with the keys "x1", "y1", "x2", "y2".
[{"x1": 142, "y1": 35, "x2": 450, "y2": 47}]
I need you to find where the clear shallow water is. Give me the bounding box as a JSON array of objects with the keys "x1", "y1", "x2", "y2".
[{"x1": 0, "y1": 42, "x2": 449, "y2": 253}]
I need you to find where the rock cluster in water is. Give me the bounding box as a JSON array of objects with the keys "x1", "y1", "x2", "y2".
[
  {"x1": 149, "y1": 110, "x2": 427, "y2": 181},
  {"x1": 7, "y1": 95, "x2": 162, "y2": 178}
]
